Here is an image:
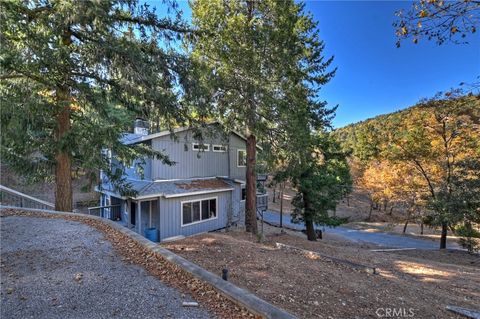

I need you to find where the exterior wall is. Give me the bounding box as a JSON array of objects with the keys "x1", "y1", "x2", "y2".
[
  {"x1": 158, "y1": 191, "x2": 232, "y2": 241},
  {"x1": 111, "y1": 150, "x2": 152, "y2": 181},
  {"x1": 151, "y1": 130, "x2": 246, "y2": 180},
  {"x1": 123, "y1": 157, "x2": 152, "y2": 180},
  {"x1": 228, "y1": 133, "x2": 247, "y2": 181},
  {"x1": 231, "y1": 182, "x2": 245, "y2": 225}
]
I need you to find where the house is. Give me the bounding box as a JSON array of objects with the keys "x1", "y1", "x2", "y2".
[{"x1": 94, "y1": 120, "x2": 268, "y2": 242}]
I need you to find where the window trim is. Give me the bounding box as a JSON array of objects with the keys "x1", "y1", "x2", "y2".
[
  {"x1": 212, "y1": 144, "x2": 228, "y2": 153},
  {"x1": 192, "y1": 143, "x2": 210, "y2": 152},
  {"x1": 180, "y1": 196, "x2": 218, "y2": 227},
  {"x1": 237, "y1": 149, "x2": 247, "y2": 167}
]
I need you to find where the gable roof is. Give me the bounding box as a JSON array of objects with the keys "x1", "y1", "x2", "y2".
[{"x1": 121, "y1": 122, "x2": 249, "y2": 146}]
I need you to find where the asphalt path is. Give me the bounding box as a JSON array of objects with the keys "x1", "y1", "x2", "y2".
[{"x1": 260, "y1": 210, "x2": 461, "y2": 250}]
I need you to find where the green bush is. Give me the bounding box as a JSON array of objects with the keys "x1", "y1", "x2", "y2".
[{"x1": 456, "y1": 225, "x2": 480, "y2": 254}]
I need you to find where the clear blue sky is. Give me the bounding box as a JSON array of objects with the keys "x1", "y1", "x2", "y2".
[{"x1": 152, "y1": 0, "x2": 480, "y2": 128}]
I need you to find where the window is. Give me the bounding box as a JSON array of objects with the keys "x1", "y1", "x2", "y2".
[
  {"x1": 212, "y1": 144, "x2": 228, "y2": 152},
  {"x1": 240, "y1": 185, "x2": 246, "y2": 201},
  {"x1": 237, "y1": 149, "x2": 247, "y2": 167},
  {"x1": 192, "y1": 143, "x2": 209, "y2": 151},
  {"x1": 181, "y1": 198, "x2": 217, "y2": 226}
]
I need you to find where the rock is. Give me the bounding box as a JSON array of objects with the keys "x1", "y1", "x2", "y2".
[
  {"x1": 74, "y1": 273, "x2": 83, "y2": 282},
  {"x1": 182, "y1": 301, "x2": 199, "y2": 307}
]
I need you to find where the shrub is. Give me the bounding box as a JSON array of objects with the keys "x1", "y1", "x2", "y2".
[{"x1": 456, "y1": 224, "x2": 480, "y2": 254}]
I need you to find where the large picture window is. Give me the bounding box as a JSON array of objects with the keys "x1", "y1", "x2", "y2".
[
  {"x1": 182, "y1": 198, "x2": 217, "y2": 226},
  {"x1": 237, "y1": 149, "x2": 246, "y2": 167}
]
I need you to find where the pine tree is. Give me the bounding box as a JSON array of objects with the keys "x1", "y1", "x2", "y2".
[
  {"x1": 189, "y1": 0, "x2": 335, "y2": 234},
  {"x1": 1, "y1": 0, "x2": 189, "y2": 211}
]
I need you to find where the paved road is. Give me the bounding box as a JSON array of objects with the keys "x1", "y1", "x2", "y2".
[
  {"x1": 1, "y1": 216, "x2": 213, "y2": 319},
  {"x1": 260, "y1": 210, "x2": 461, "y2": 250}
]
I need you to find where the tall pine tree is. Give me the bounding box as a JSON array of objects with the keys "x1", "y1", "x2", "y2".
[
  {"x1": 189, "y1": 0, "x2": 335, "y2": 234},
  {"x1": 1, "y1": 0, "x2": 190, "y2": 211}
]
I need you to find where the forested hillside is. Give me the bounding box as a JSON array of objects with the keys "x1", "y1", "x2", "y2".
[{"x1": 333, "y1": 94, "x2": 480, "y2": 251}]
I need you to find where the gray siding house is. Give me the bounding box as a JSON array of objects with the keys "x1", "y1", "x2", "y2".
[{"x1": 95, "y1": 121, "x2": 267, "y2": 242}]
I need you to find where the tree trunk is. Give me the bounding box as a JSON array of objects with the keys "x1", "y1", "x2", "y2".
[
  {"x1": 403, "y1": 220, "x2": 409, "y2": 234},
  {"x1": 305, "y1": 219, "x2": 316, "y2": 241},
  {"x1": 54, "y1": 92, "x2": 73, "y2": 212},
  {"x1": 244, "y1": 0, "x2": 257, "y2": 235},
  {"x1": 403, "y1": 209, "x2": 411, "y2": 234},
  {"x1": 420, "y1": 222, "x2": 424, "y2": 235},
  {"x1": 53, "y1": 29, "x2": 73, "y2": 212},
  {"x1": 272, "y1": 185, "x2": 276, "y2": 203},
  {"x1": 440, "y1": 222, "x2": 448, "y2": 249},
  {"x1": 279, "y1": 182, "x2": 284, "y2": 228},
  {"x1": 245, "y1": 132, "x2": 257, "y2": 234},
  {"x1": 388, "y1": 206, "x2": 394, "y2": 216},
  {"x1": 346, "y1": 195, "x2": 350, "y2": 207},
  {"x1": 367, "y1": 203, "x2": 373, "y2": 221}
]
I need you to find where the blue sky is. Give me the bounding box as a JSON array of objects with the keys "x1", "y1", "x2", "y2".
[{"x1": 152, "y1": 0, "x2": 479, "y2": 128}]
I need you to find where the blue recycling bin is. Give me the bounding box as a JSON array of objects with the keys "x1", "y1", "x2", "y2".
[{"x1": 144, "y1": 227, "x2": 159, "y2": 242}]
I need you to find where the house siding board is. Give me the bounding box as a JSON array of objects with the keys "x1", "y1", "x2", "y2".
[
  {"x1": 159, "y1": 191, "x2": 231, "y2": 241},
  {"x1": 149, "y1": 129, "x2": 247, "y2": 181},
  {"x1": 228, "y1": 133, "x2": 247, "y2": 181},
  {"x1": 151, "y1": 130, "x2": 231, "y2": 180}
]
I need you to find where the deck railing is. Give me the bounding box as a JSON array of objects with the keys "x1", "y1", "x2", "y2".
[
  {"x1": 0, "y1": 185, "x2": 55, "y2": 210},
  {"x1": 88, "y1": 205, "x2": 122, "y2": 221}
]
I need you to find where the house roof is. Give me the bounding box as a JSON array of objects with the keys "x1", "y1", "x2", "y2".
[
  {"x1": 100, "y1": 177, "x2": 235, "y2": 200},
  {"x1": 120, "y1": 122, "x2": 262, "y2": 150}
]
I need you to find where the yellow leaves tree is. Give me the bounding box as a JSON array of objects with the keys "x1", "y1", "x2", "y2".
[
  {"x1": 387, "y1": 94, "x2": 480, "y2": 248},
  {"x1": 394, "y1": 0, "x2": 479, "y2": 46}
]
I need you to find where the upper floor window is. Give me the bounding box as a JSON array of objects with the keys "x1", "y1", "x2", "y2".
[
  {"x1": 192, "y1": 143, "x2": 209, "y2": 152},
  {"x1": 212, "y1": 144, "x2": 228, "y2": 152},
  {"x1": 182, "y1": 198, "x2": 217, "y2": 226},
  {"x1": 240, "y1": 185, "x2": 246, "y2": 201},
  {"x1": 237, "y1": 149, "x2": 246, "y2": 167}
]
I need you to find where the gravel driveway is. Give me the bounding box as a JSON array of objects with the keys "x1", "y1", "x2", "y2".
[{"x1": 0, "y1": 216, "x2": 213, "y2": 319}]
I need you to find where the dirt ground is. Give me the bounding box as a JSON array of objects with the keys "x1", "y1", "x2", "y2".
[{"x1": 162, "y1": 223, "x2": 480, "y2": 319}]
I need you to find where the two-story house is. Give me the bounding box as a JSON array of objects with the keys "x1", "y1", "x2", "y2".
[{"x1": 96, "y1": 120, "x2": 267, "y2": 242}]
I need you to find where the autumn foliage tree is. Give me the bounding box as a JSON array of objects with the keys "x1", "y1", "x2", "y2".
[
  {"x1": 335, "y1": 92, "x2": 479, "y2": 249},
  {"x1": 394, "y1": 0, "x2": 480, "y2": 46}
]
